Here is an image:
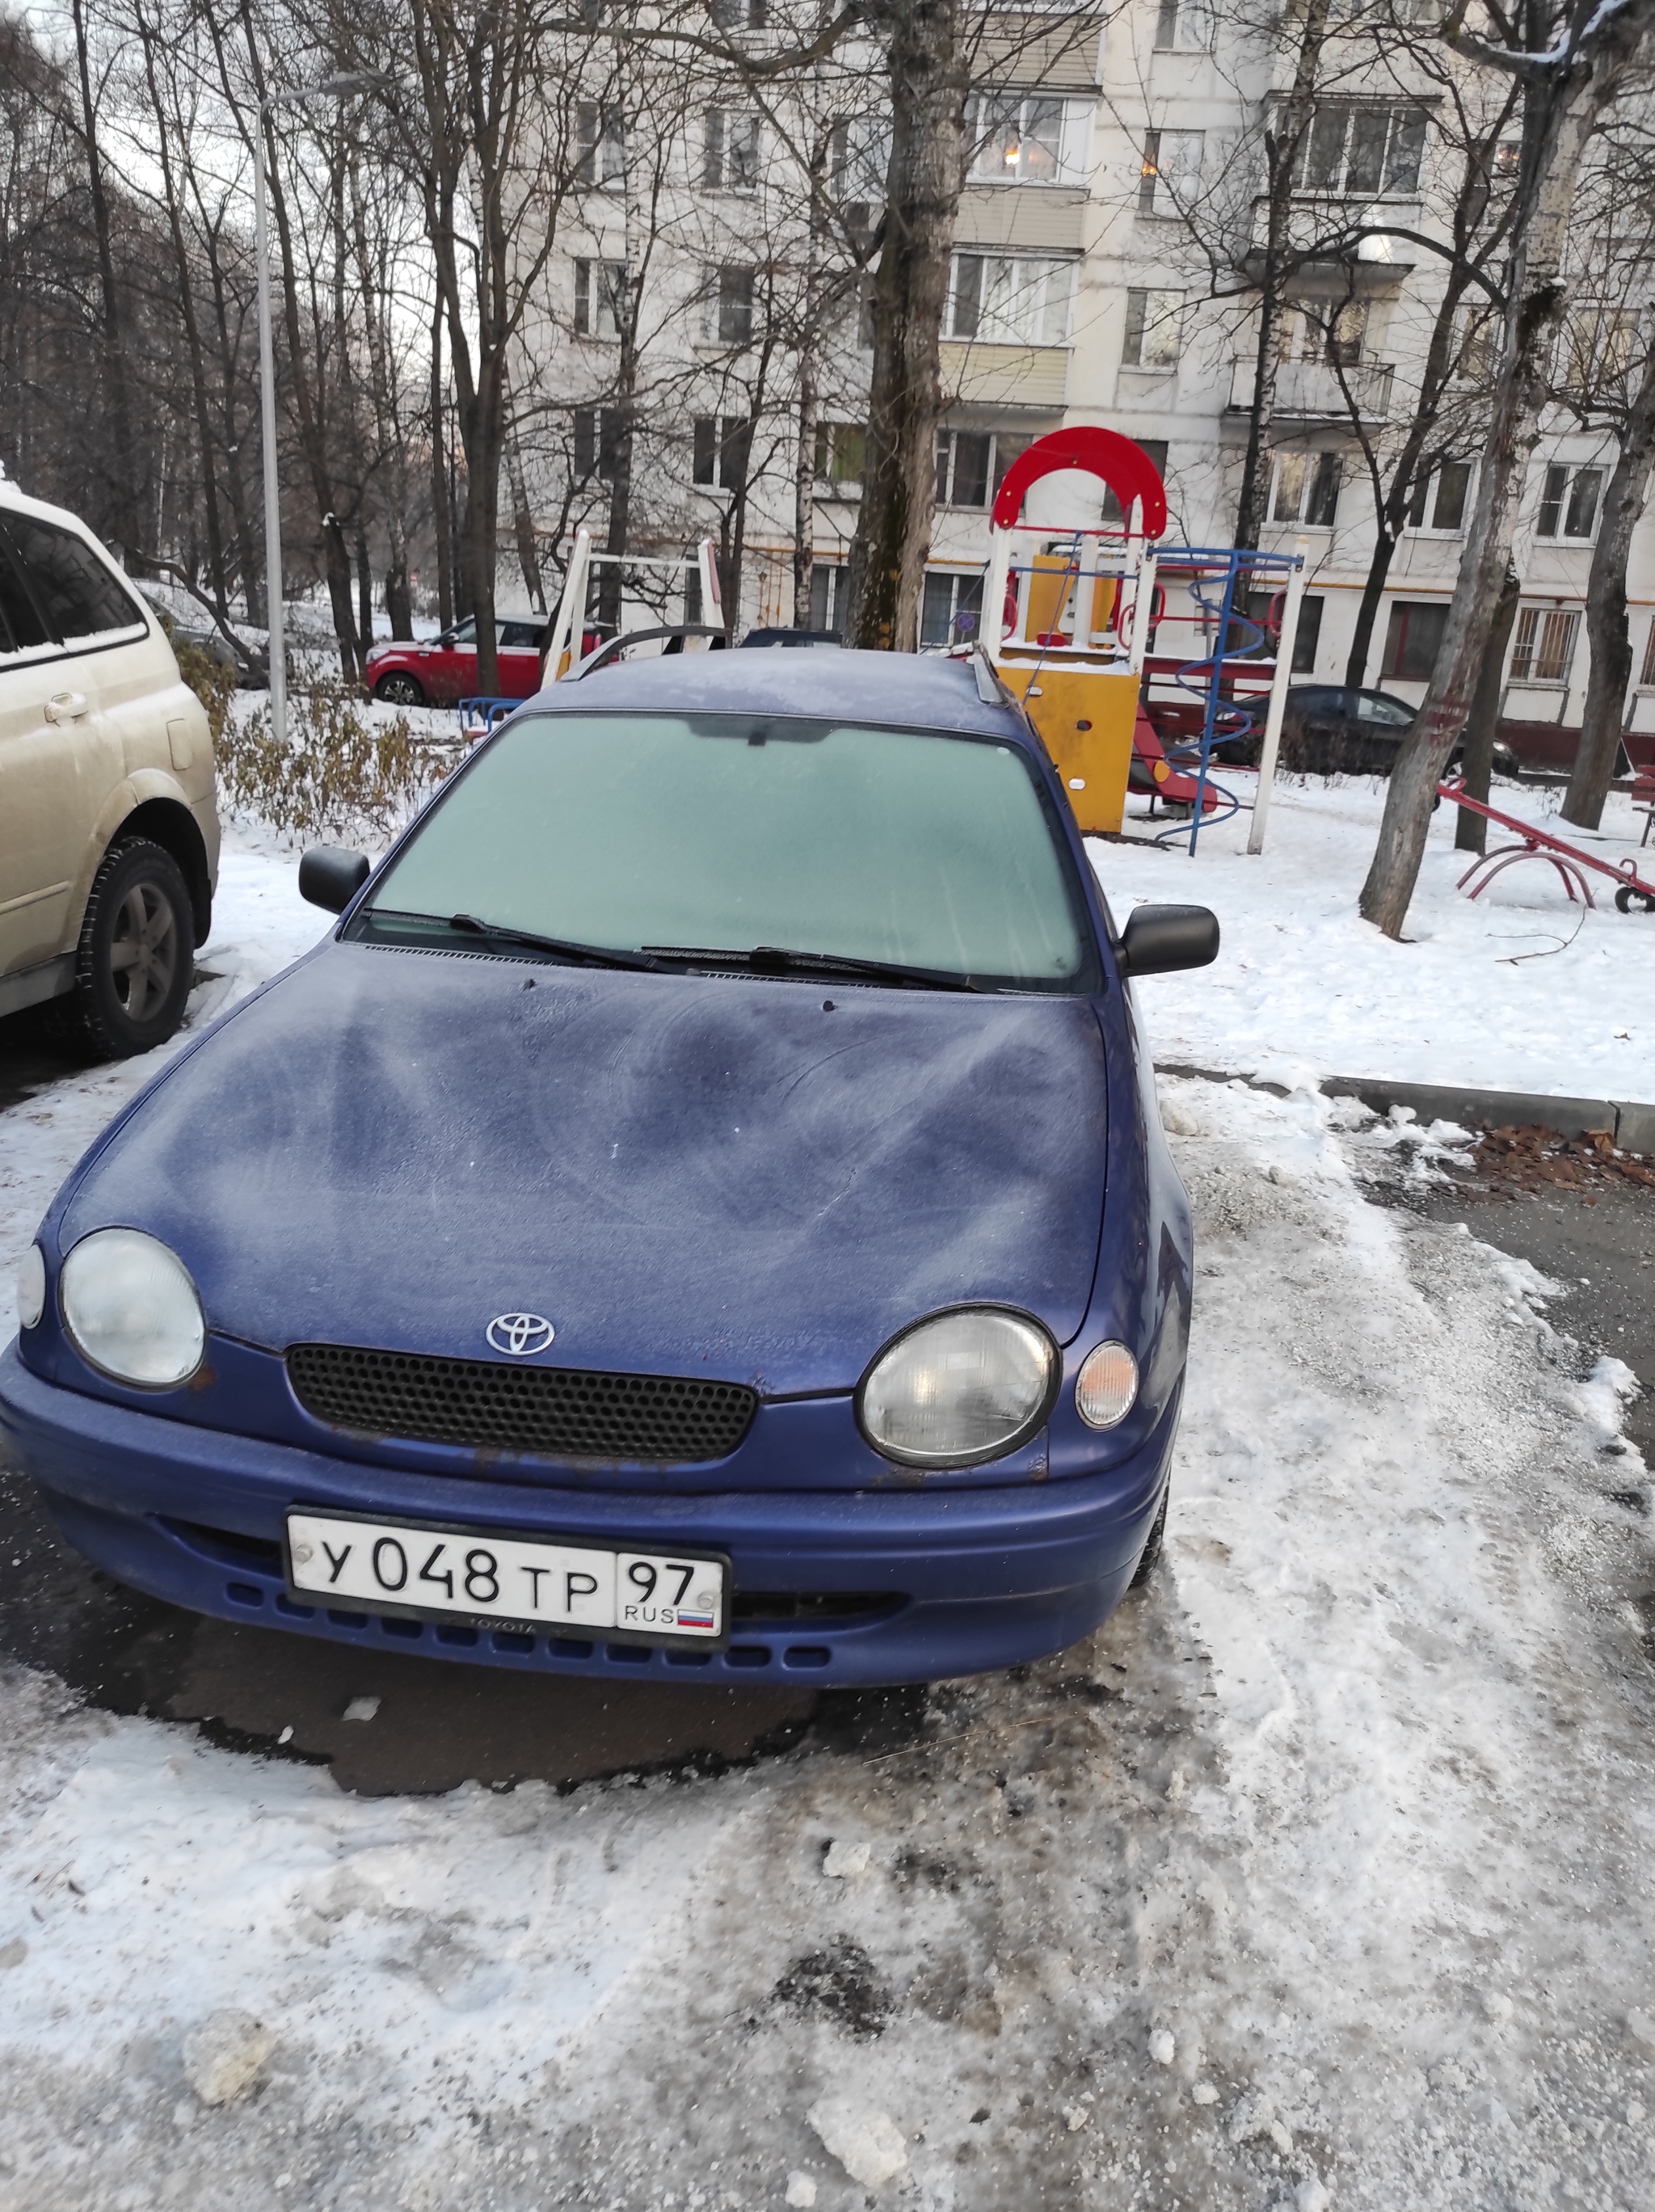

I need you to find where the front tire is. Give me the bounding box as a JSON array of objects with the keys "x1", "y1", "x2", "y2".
[
  {"x1": 48, "y1": 838, "x2": 194, "y2": 1060},
  {"x1": 373, "y1": 671, "x2": 425, "y2": 706},
  {"x1": 1130, "y1": 1485, "x2": 1169, "y2": 1587}
]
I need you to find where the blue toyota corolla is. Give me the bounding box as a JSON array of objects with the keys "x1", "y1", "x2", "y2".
[{"x1": 2, "y1": 648, "x2": 1216, "y2": 1686}]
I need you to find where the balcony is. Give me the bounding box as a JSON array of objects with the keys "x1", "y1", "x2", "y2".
[{"x1": 1228, "y1": 357, "x2": 1394, "y2": 424}]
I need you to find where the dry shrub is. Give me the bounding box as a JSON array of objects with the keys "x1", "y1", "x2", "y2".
[
  {"x1": 171, "y1": 633, "x2": 238, "y2": 748},
  {"x1": 215, "y1": 676, "x2": 435, "y2": 844}
]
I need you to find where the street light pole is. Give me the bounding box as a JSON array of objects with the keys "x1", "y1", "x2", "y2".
[
  {"x1": 251, "y1": 72, "x2": 388, "y2": 748},
  {"x1": 253, "y1": 112, "x2": 285, "y2": 747}
]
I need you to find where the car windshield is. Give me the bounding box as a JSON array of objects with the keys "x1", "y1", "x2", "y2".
[{"x1": 357, "y1": 710, "x2": 1097, "y2": 992}]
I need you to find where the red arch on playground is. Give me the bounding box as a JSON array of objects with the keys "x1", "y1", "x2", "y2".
[{"x1": 989, "y1": 426, "x2": 1168, "y2": 540}]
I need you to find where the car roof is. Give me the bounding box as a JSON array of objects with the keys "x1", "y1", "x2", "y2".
[
  {"x1": 525, "y1": 646, "x2": 1032, "y2": 744},
  {"x1": 0, "y1": 474, "x2": 110, "y2": 541}
]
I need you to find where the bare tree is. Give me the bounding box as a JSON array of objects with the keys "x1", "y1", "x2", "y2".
[{"x1": 1359, "y1": 0, "x2": 1655, "y2": 938}]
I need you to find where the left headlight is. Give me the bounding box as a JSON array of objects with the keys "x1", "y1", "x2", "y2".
[
  {"x1": 857, "y1": 1306, "x2": 1057, "y2": 1468},
  {"x1": 59, "y1": 1228, "x2": 205, "y2": 1388}
]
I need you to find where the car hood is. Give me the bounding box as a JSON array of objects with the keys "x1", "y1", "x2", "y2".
[{"x1": 60, "y1": 943, "x2": 1109, "y2": 1396}]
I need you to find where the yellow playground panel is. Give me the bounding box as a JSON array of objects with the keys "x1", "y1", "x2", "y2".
[{"x1": 979, "y1": 429, "x2": 1169, "y2": 837}]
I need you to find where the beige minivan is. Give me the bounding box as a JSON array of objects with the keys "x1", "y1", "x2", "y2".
[{"x1": 0, "y1": 478, "x2": 218, "y2": 1057}]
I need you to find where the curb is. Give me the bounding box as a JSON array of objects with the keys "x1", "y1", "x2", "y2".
[{"x1": 1156, "y1": 1064, "x2": 1655, "y2": 1154}]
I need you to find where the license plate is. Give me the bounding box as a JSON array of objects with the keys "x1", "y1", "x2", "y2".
[{"x1": 284, "y1": 1510, "x2": 729, "y2": 1645}]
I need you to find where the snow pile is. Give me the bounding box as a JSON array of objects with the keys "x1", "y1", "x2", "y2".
[
  {"x1": 1093, "y1": 777, "x2": 1655, "y2": 1101},
  {"x1": 2, "y1": 1078, "x2": 1653, "y2": 2209}
]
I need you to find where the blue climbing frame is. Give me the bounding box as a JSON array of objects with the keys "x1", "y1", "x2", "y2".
[{"x1": 1143, "y1": 546, "x2": 1303, "y2": 854}]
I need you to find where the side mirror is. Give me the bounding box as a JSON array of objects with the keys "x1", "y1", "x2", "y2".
[
  {"x1": 1118, "y1": 903, "x2": 1219, "y2": 979},
  {"x1": 299, "y1": 845, "x2": 371, "y2": 914}
]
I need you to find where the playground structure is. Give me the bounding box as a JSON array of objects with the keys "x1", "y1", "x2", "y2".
[
  {"x1": 975, "y1": 428, "x2": 1307, "y2": 849},
  {"x1": 544, "y1": 529, "x2": 722, "y2": 680},
  {"x1": 1440, "y1": 781, "x2": 1655, "y2": 914}
]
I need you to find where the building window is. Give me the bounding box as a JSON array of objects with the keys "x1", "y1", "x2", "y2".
[
  {"x1": 704, "y1": 110, "x2": 760, "y2": 191},
  {"x1": 947, "y1": 255, "x2": 1073, "y2": 345},
  {"x1": 920, "y1": 571, "x2": 984, "y2": 647},
  {"x1": 573, "y1": 407, "x2": 621, "y2": 481},
  {"x1": 576, "y1": 103, "x2": 625, "y2": 187},
  {"x1": 1280, "y1": 301, "x2": 1367, "y2": 366},
  {"x1": 710, "y1": 0, "x2": 767, "y2": 25},
  {"x1": 815, "y1": 423, "x2": 867, "y2": 490},
  {"x1": 1288, "y1": 103, "x2": 1426, "y2": 198},
  {"x1": 1451, "y1": 305, "x2": 1498, "y2": 384},
  {"x1": 1641, "y1": 619, "x2": 1655, "y2": 689},
  {"x1": 933, "y1": 428, "x2": 1033, "y2": 508},
  {"x1": 1153, "y1": 0, "x2": 1212, "y2": 52},
  {"x1": 1510, "y1": 605, "x2": 1580, "y2": 685},
  {"x1": 1101, "y1": 439, "x2": 1169, "y2": 523},
  {"x1": 1536, "y1": 463, "x2": 1602, "y2": 540},
  {"x1": 1270, "y1": 450, "x2": 1341, "y2": 528},
  {"x1": 1242, "y1": 588, "x2": 1324, "y2": 672},
  {"x1": 1380, "y1": 600, "x2": 1449, "y2": 681},
  {"x1": 702, "y1": 265, "x2": 755, "y2": 344},
  {"x1": 692, "y1": 416, "x2": 750, "y2": 491},
  {"x1": 965, "y1": 94, "x2": 1084, "y2": 186},
  {"x1": 810, "y1": 564, "x2": 847, "y2": 632},
  {"x1": 1406, "y1": 460, "x2": 1473, "y2": 533},
  {"x1": 1558, "y1": 306, "x2": 1640, "y2": 389},
  {"x1": 830, "y1": 116, "x2": 886, "y2": 233},
  {"x1": 1139, "y1": 129, "x2": 1204, "y2": 213},
  {"x1": 574, "y1": 259, "x2": 626, "y2": 339},
  {"x1": 1122, "y1": 289, "x2": 1183, "y2": 369}
]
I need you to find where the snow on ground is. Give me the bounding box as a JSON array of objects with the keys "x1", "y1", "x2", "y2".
[
  {"x1": 2, "y1": 1078, "x2": 1653, "y2": 2210},
  {"x1": 1091, "y1": 777, "x2": 1655, "y2": 1102},
  {"x1": 3, "y1": 782, "x2": 1655, "y2": 2206}
]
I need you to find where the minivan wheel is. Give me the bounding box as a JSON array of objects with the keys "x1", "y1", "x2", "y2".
[
  {"x1": 1130, "y1": 1485, "x2": 1169, "y2": 1587},
  {"x1": 373, "y1": 670, "x2": 425, "y2": 706},
  {"x1": 48, "y1": 838, "x2": 194, "y2": 1060}
]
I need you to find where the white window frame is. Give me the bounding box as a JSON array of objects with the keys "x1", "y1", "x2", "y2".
[
  {"x1": 1153, "y1": 0, "x2": 1213, "y2": 53},
  {"x1": 1287, "y1": 102, "x2": 1427, "y2": 200},
  {"x1": 1269, "y1": 449, "x2": 1342, "y2": 529},
  {"x1": 1404, "y1": 458, "x2": 1475, "y2": 537},
  {"x1": 1535, "y1": 462, "x2": 1604, "y2": 543},
  {"x1": 700, "y1": 263, "x2": 756, "y2": 345},
  {"x1": 1122, "y1": 288, "x2": 1185, "y2": 370},
  {"x1": 946, "y1": 254, "x2": 1075, "y2": 346},
  {"x1": 703, "y1": 109, "x2": 760, "y2": 193},
  {"x1": 1509, "y1": 605, "x2": 1581, "y2": 686},
  {"x1": 1139, "y1": 128, "x2": 1204, "y2": 215},
  {"x1": 576, "y1": 103, "x2": 625, "y2": 188},
  {"x1": 574, "y1": 258, "x2": 627, "y2": 339},
  {"x1": 933, "y1": 427, "x2": 1034, "y2": 510},
  {"x1": 964, "y1": 93, "x2": 1091, "y2": 187}
]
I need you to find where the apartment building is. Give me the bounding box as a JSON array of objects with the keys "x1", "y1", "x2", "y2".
[{"x1": 513, "y1": 3, "x2": 1654, "y2": 744}]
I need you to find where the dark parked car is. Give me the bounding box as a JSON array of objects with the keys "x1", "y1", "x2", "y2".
[
  {"x1": 3, "y1": 650, "x2": 1219, "y2": 1688},
  {"x1": 1209, "y1": 685, "x2": 1517, "y2": 778}
]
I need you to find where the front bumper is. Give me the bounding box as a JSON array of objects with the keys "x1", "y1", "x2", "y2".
[{"x1": 0, "y1": 1342, "x2": 1177, "y2": 1687}]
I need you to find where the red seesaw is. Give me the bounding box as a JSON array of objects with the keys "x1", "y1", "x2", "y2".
[{"x1": 1438, "y1": 780, "x2": 1655, "y2": 915}]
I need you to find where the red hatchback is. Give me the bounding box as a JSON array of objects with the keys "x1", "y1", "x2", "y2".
[{"x1": 365, "y1": 616, "x2": 548, "y2": 706}]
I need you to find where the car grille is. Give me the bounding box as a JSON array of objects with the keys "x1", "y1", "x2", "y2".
[{"x1": 285, "y1": 1342, "x2": 758, "y2": 1464}]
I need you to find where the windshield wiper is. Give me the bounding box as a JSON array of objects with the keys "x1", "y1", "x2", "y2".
[
  {"x1": 444, "y1": 913, "x2": 660, "y2": 971},
  {"x1": 642, "y1": 943, "x2": 989, "y2": 992}
]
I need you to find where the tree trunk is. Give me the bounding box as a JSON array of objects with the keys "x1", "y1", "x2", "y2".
[
  {"x1": 842, "y1": 0, "x2": 967, "y2": 652},
  {"x1": 356, "y1": 527, "x2": 373, "y2": 664},
  {"x1": 792, "y1": 128, "x2": 830, "y2": 631},
  {"x1": 1454, "y1": 560, "x2": 1521, "y2": 854},
  {"x1": 430, "y1": 305, "x2": 454, "y2": 629},
  {"x1": 1359, "y1": 17, "x2": 1649, "y2": 939},
  {"x1": 1343, "y1": 527, "x2": 1400, "y2": 691},
  {"x1": 349, "y1": 158, "x2": 415, "y2": 643},
  {"x1": 70, "y1": 0, "x2": 140, "y2": 560},
  {"x1": 507, "y1": 430, "x2": 545, "y2": 613},
  {"x1": 1562, "y1": 342, "x2": 1655, "y2": 828}
]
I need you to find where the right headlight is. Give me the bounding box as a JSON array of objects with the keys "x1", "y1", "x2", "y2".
[
  {"x1": 1075, "y1": 1340, "x2": 1139, "y2": 1430},
  {"x1": 857, "y1": 1306, "x2": 1057, "y2": 1468},
  {"x1": 59, "y1": 1228, "x2": 205, "y2": 1388}
]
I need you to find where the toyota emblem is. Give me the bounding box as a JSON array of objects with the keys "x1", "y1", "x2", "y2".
[{"x1": 486, "y1": 1312, "x2": 555, "y2": 1357}]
